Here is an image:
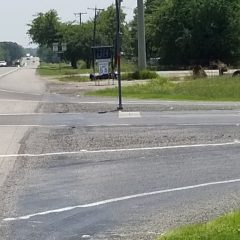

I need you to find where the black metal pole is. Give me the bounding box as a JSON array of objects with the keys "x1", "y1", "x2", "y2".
[{"x1": 116, "y1": 0, "x2": 123, "y2": 110}]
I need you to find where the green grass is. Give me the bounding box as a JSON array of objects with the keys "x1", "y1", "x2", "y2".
[
  {"x1": 38, "y1": 60, "x2": 137, "y2": 77},
  {"x1": 121, "y1": 59, "x2": 137, "y2": 72},
  {"x1": 88, "y1": 76, "x2": 240, "y2": 101},
  {"x1": 37, "y1": 63, "x2": 92, "y2": 76},
  {"x1": 158, "y1": 211, "x2": 240, "y2": 240}
]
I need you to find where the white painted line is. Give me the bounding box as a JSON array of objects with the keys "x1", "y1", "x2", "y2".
[
  {"x1": 0, "y1": 113, "x2": 82, "y2": 116},
  {"x1": 81, "y1": 235, "x2": 91, "y2": 239},
  {"x1": 0, "y1": 88, "x2": 42, "y2": 96},
  {"x1": 0, "y1": 124, "x2": 70, "y2": 128},
  {"x1": 119, "y1": 111, "x2": 141, "y2": 118},
  {"x1": 0, "y1": 124, "x2": 130, "y2": 128},
  {"x1": 3, "y1": 178, "x2": 240, "y2": 222},
  {"x1": 0, "y1": 68, "x2": 19, "y2": 78},
  {"x1": 0, "y1": 141, "x2": 238, "y2": 158}
]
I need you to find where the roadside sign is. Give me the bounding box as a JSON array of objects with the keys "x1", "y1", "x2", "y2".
[
  {"x1": 92, "y1": 46, "x2": 112, "y2": 60},
  {"x1": 98, "y1": 62, "x2": 109, "y2": 75},
  {"x1": 61, "y1": 43, "x2": 67, "y2": 52},
  {"x1": 53, "y1": 43, "x2": 59, "y2": 52},
  {"x1": 96, "y1": 59, "x2": 111, "y2": 63}
]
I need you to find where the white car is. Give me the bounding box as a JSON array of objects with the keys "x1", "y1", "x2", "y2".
[{"x1": 0, "y1": 61, "x2": 7, "y2": 67}]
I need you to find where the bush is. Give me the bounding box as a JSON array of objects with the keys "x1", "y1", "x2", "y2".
[
  {"x1": 122, "y1": 70, "x2": 158, "y2": 80},
  {"x1": 77, "y1": 60, "x2": 87, "y2": 69}
]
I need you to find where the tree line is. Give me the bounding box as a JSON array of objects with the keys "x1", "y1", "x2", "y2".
[
  {"x1": 0, "y1": 42, "x2": 24, "y2": 64},
  {"x1": 28, "y1": 0, "x2": 240, "y2": 69}
]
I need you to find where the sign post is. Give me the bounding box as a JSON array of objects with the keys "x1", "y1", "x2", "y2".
[
  {"x1": 52, "y1": 42, "x2": 67, "y2": 70},
  {"x1": 116, "y1": 0, "x2": 123, "y2": 110}
]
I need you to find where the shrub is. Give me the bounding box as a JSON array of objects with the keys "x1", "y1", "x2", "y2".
[{"x1": 122, "y1": 70, "x2": 158, "y2": 80}]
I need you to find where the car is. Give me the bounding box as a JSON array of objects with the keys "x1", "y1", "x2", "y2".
[{"x1": 0, "y1": 61, "x2": 7, "y2": 67}]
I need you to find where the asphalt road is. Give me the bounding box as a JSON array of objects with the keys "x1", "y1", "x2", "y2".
[{"x1": 0, "y1": 66, "x2": 240, "y2": 240}]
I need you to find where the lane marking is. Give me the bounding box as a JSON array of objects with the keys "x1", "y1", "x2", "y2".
[
  {"x1": 0, "y1": 141, "x2": 239, "y2": 158},
  {"x1": 0, "y1": 68, "x2": 19, "y2": 78},
  {"x1": 119, "y1": 111, "x2": 141, "y2": 119},
  {"x1": 0, "y1": 88, "x2": 42, "y2": 96},
  {"x1": 0, "y1": 124, "x2": 130, "y2": 128},
  {"x1": 3, "y1": 178, "x2": 240, "y2": 222}
]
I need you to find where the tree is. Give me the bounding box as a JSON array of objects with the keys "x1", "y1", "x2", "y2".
[
  {"x1": 0, "y1": 42, "x2": 24, "y2": 64},
  {"x1": 145, "y1": 0, "x2": 240, "y2": 66},
  {"x1": 61, "y1": 22, "x2": 93, "y2": 68},
  {"x1": 28, "y1": 10, "x2": 62, "y2": 47},
  {"x1": 27, "y1": 7, "x2": 133, "y2": 69}
]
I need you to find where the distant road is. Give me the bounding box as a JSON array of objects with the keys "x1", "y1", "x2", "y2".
[{"x1": 0, "y1": 67, "x2": 19, "y2": 78}]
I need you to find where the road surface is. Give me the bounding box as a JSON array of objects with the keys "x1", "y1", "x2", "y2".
[{"x1": 0, "y1": 65, "x2": 240, "y2": 240}]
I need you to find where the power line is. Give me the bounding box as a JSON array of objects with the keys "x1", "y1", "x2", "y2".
[
  {"x1": 88, "y1": 7, "x2": 104, "y2": 72},
  {"x1": 74, "y1": 12, "x2": 87, "y2": 25}
]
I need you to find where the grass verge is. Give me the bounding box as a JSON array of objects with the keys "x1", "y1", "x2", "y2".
[
  {"x1": 88, "y1": 76, "x2": 240, "y2": 101},
  {"x1": 37, "y1": 63, "x2": 91, "y2": 76},
  {"x1": 158, "y1": 211, "x2": 240, "y2": 240}
]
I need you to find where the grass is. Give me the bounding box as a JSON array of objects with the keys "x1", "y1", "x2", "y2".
[
  {"x1": 88, "y1": 76, "x2": 240, "y2": 101},
  {"x1": 37, "y1": 63, "x2": 92, "y2": 76},
  {"x1": 121, "y1": 59, "x2": 138, "y2": 72},
  {"x1": 158, "y1": 211, "x2": 240, "y2": 240},
  {"x1": 37, "y1": 59, "x2": 137, "y2": 77}
]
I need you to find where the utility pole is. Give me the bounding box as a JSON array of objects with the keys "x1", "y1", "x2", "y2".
[
  {"x1": 74, "y1": 12, "x2": 87, "y2": 25},
  {"x1": 137, "y1": 0, "x2": 147, "y2": 70},
  {"x1": 88, "y1": 7, "x2": 104, "y2": 72},
  {"x1": 116, "y1": 0, "x2": 123, "y2": 110}
]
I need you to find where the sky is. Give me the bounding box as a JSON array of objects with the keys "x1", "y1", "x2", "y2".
[{"x1": 0, "y1": 0, "x2": 137, "y2": 48}]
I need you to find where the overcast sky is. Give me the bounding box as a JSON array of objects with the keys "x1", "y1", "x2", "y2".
[{"x1": 0, "y1": 0, "x2": 137, "y2": 48}]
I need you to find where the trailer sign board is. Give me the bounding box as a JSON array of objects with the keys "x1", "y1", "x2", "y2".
[
  {"x1": 92, "y1": 46, "x2": 112, "y2": 60},
  {"x1": 53, "y1": 43, "x2": 59, "y2": 52}
]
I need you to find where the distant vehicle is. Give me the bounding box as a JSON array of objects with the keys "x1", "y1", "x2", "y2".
[
  {"x1": 14, "y1": 60, "x2": 21, "y2": 66},
  {"x1": 0, "y1": 61, "x2": 7, "y2": 67},
  {"x1": 26, "y1": 53, "x2": 31, "y2": 60}
]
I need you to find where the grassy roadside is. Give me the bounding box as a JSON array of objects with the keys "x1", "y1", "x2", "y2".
[
  {"x1": 88, "y1": 77, "x2": 240, "y2": 101},
  {"x1": 37, "y1": 60, "x2": 137, "y2": 77},
  {"x1": 158, "y1": 211, "x2": 240, "y2": 240},
  {"x1": 37, "y1": 63, "x2": 91, "y2": 76}
]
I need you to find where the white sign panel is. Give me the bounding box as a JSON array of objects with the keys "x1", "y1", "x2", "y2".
[
  {"x1": 53, "y1": 43, "x2": 59, "y2": 52},
  {"x1": 61, "y1": 43, "x2": 67, "y2": 52},
  {"x1": 99, "y1": 62, "x2": 109, "y2": 75}
]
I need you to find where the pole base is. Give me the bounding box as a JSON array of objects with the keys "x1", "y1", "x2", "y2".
[{"x1": 117, "y1": 106, "x2": 123, "y2": 111}]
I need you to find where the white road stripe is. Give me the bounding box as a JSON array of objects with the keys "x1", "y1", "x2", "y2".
[
  {"x1": 3, "y1": 178, "x2": 240, "y2": 222},
  {"x1": 0, "y1": 141, "x2": 238, "y2": 158},
  {"x1": 119, "y1": 111, "x2": 141, "y2": 118},
  {"x1": 0, "y1": 124, "x2": 130, "y2": 128},
  {"x1": 0, "y1": 68, "x2": 19, "y2": 78},
  {"x1": 0, "y1": 88, "x2": 42, "y2": 96}
]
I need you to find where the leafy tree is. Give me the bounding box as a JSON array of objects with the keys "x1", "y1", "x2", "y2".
[
  {"x1": 0, "y1": 42, "x2": 24, "y2": 64},
  {"x1": 0, "y1": 47, "x2": 6, "y2": 60},
  {"x1": 28, "y1": 10, "x2": 62, "y2": 47},
  {"x1": 28, "y1": 7, "x2": 133, "y2": 69},
  {"x1": 61, "y1": 22, "x2": 93, "y2": 68},
  {"x1": 146, "y1": 0, "x2": 240, "y2": 66},
  {"x1": 95, "y1": 5, "x2": 133, "y2": 58}
]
